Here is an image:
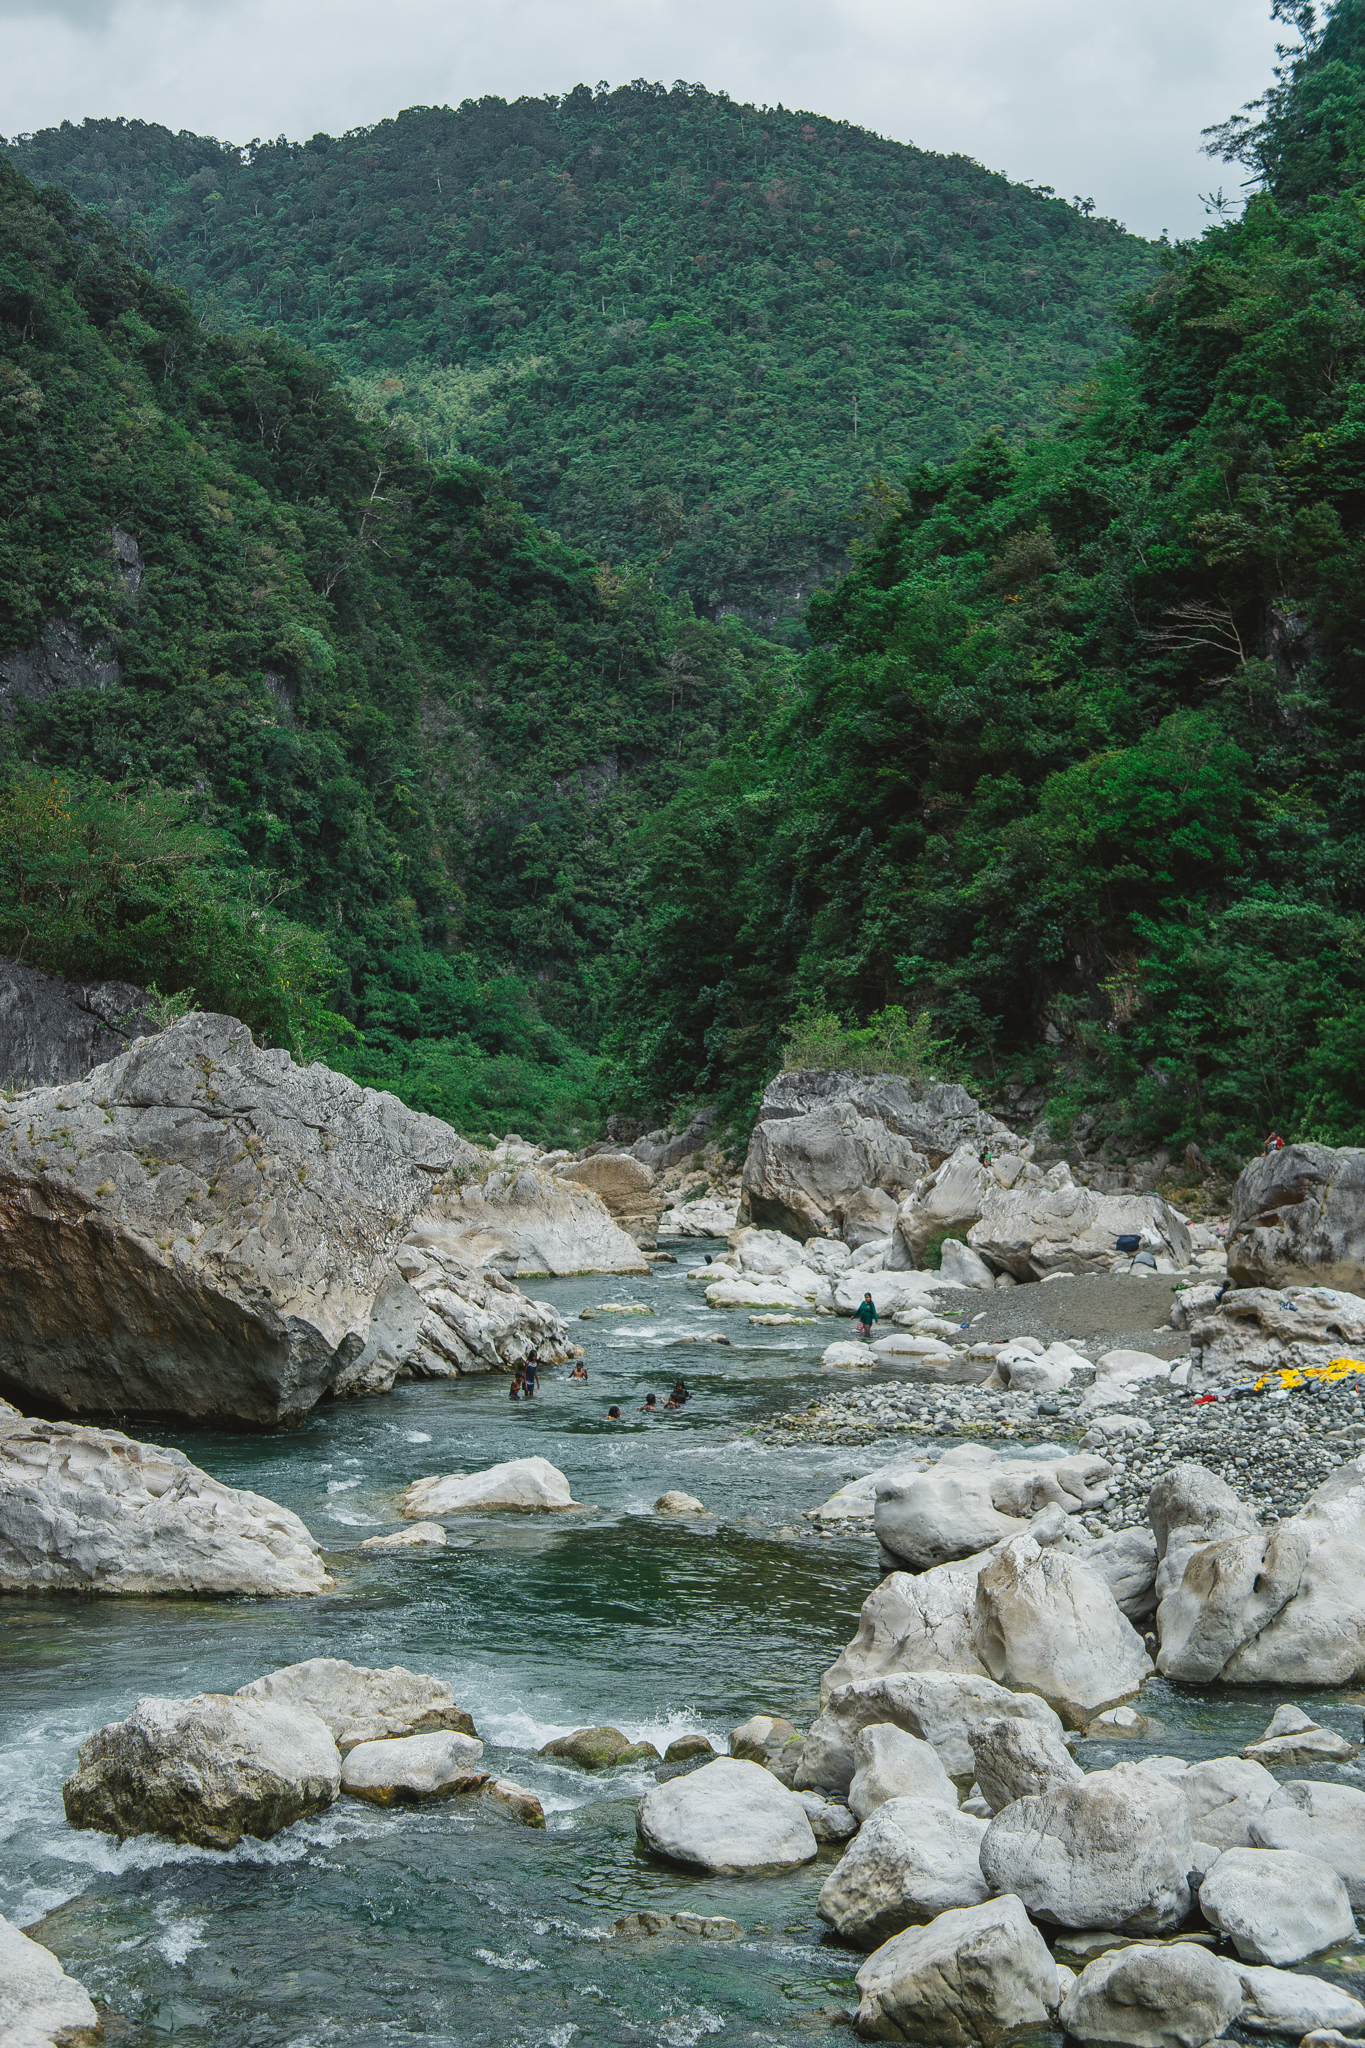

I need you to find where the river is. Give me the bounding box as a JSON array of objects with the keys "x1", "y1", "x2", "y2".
[{"x1": 3, "y1": 1250, "x2": 1362, "y2": 2046}]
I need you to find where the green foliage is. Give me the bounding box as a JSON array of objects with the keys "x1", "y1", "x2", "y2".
[
  {"x1": 780, "y1": 1001, "x2": 957, "y2": 1081},
  {"x1": 2, "y1": 91, "x2": 1158, "y2": 622},
  {"x1": 607, "y1": 4, "x2": 1365, "y2": 1159}
]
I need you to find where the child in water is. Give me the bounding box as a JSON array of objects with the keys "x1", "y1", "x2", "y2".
[
  {"x1": 570, "y1": 1362, "x2": 588, "y2": 1382},
  {"x1": 508, "y1": 1369, "x2": 525, "y2": 1399},
  {"x1": 605, "y1": 1405, "x2": 624, "y2": 1422}
]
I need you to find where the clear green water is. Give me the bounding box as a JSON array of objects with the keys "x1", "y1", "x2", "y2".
[{"x1": 3, "y1": 1251, "x2": 1363, "y2": 2045}]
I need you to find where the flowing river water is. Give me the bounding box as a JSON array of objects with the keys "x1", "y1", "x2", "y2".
[{"x1": 3, "y1": 1249, "x2": 1364, "y2": 2047}]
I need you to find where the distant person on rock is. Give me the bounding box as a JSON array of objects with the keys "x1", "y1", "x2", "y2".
[
  {"x1": 509, "y1": 1369, "x2": 526, "y2": 1400},
  {"x1": 857, "y1": 1293, "x2": 879, "y2": 1342},
  {"x1": 1263, "y1": 1131, "x2": 1285, "y2": 1154},
  {"x1": 523, "y1": 1354, "x2": 539, "y2": 1396},
  {"x1": 639, "y1": 1393, "x2": 658, "y2": 1414}
]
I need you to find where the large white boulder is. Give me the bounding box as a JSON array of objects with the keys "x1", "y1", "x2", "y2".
[
  {"x1": 658, "y1": 1196, "x2": 739, "y2": 1237},
  {"x1": 937, "y1": 1239, "x2": 997, "y2": 1289},
  {"x1": 817, "y1": 1565, "x2": 991, "y2": 1702},
  {"x1": 895, "y1": 1146, "x2": 992, "y2": 1264},
  {"x1": 371, "y1": 1238, "x2": 574, "y2": 1386},
  {"x1": 419, "y1": 1163, "x2": 649, "y2": 1276},
  {"x1": 340, "y1": 1729, "x2": 485, "y2": 1804},
  {"x1": 62, "y1": 1692, "x2": 341, "y2": 1850},
  {"x1": 978, "y1": 1765, "x2": 1194, "y2": 1931},
  {"x1": 823, "y1": 1340, "x2": 877, "y2": 1369},
  {"x1": 971, "y1": 1536, "x2": 1152, "y2": 1727},
  {"x1": 967, "y1": 1172, "x2": 1191, "y2": 1281},
  {"x1": 833, "y1": 1269, "x2": 967, "y2": 1318},
  {"x1": 1249, "y1": 1780, "x2": 1365, "y2": 1905},
  {"x1": 1242, "y1": 1702, "x2": 1359, "y2": 1765},
  {"x1": 1198, "y1": 1846, "x2": 1355, "y2": 1962},
  {"x1": 234, "y1": 1657, "x2": 476, "y2": 1750},
  {"x1": 967, "y1": 1714, "x2": 1083, "y2": 1814},
  {"x1": 1172, "y1": 1281, "x2": 1365, "y2": 1382},
  {"x1": 0, "y1": 1405, "x2": 331, "y2": 1596},
  {"x1": 1234, "y1": 1963, "x2": 1365, "y2": 2036},
  {"x1": 738, "y1": 1087, "x2": 929, "y2": 1246},
  {"x1": 873, "y1": 1449, "x2": 1114, "y2": 1570},
  {"x1": 400, "y1": 1457, "x2": 586, "y2": 1516},
  {"x1": 556, "y1": 1152, "x2": 662, "y2": 1246},
  {"x1": 1227, "y1": 1143, "x2": 1365, "y2": 1292},
  {"x1": 1156, "y1": 1460, "x2": 1365, "y2": 1685},
  {"x1": 0, "y1": 1011, "x2": 474, "y2": 1425},
  {"x1": 1059, "y1": 1941, "x2": 1242, "y2": 2048},
  {"x1": 847, "y1": 1722, "x2": 958, "y2": 1820},
  {"x1": 0, "y1": 1914, "x2": 101, "y2": 2048},
  {"x1": 635, "y1": 1758, "x2": 817, "y2": 1874},
  {"x1": 799, "y1": 1671, "x2": 1066, "y2": 1793},
  {"x1": 1078, "y1": 1525, "x2": 1160, "y2": 1620},
  {"x1": 852, "y1": 1893, "x2": 1060, "y2": 2043},
  {"x1": 817, "y1": 1798, "x2": 991, "y2": 1947},
  {"x1": 1155, "y1": 1755, "x2": 1276, "y2": 1852},
  {"x1": 1148, "y1": 1463, "x2": 1258, "y2": 1603},
  {"x1": 728, "y1": 1226, "x2": 807, "y2": 1274}
]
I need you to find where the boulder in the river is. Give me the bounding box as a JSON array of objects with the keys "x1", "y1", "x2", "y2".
[
  {"x1": 1241, "y1": 1702, "x2": 1358, "y2": 1765},
  {"x1": 799, "y1": 1671, "x2": 1066, "y2": 1794},
  {"x1": 968, "y1": 1714, "x2": 1083, "y2": 1814},
  {"x1": 873, "y1": 1448, "x2": 1114, "y2": 1571},
  {"x1": 417, "y1": 1163, "x2": 649, "y2": 1277},
  {"x1": 1147, "y1": 1462, "x2": 1258, "y2": 1602},
  {"x1": 555, "y1": 1152, "x2": 663, "y2": 1248},
  {"x1": 400, "y1": 1457, "x2": 587, "y2": 1517},
  {"x1": 978, "y1": 1764, "x2": 1193, "y2": 1932},
  {"x1": 655, "y1": 1490, "x2": 708, "y2": 1515},
  {"x1": 63, "y1": 1692, "x2": 341, "y2": 1850},
  {"x1": 0, "y1": 1405, "x2": 332, "y2": 1596},
  {"x1": 359, "y1": 1522, "x2": 447, "y2": 1549},
  {"x1": 483, "y1": 1777, "x2": 545, "y2": 1826},
  {"x1": 1155, "y1": 1460, "x2": 1365, "y2": 1686},
  {"x1": 1249, "y1": 1779, "x2": 1365, "y2": 1906},
  {"x1": 1198, "y1": 1845, "x2": 1355, "y2": 1963},
  {"x1": 540, "y1": 1725, "x2": 660, "y2": 1770},
  {"x1": 792, "y1": 1789, "x2": 860, "y2": 1842},
  {"x1": 1059, "y1": 1941, "x2": 1242, "y2": 2048},
  {"x1": 636, "y1": 1757, "x2": 818, "y2": 1874},
  {"x1": 894, "y1": 1146, "x2": 992, "y2": 1266},
  {"x1": 729, "y1": 1713, "x2": 805, "y2": 1785},
  {"x1": 658, "y1": 1196, "x2": 739, "y2": 1238},
  {"x1": 822, "y1": 1340, "x2": 877, "y2": 1369},
  {"x1": 966, "y1": 1171, "x2": 1191, "y2": 1281},
  {"x1": 1157, "y1": 1755, "x2": 1276, "y2": 1852},
  {"x1": 971, "y1": 1535, "x2": 1152, "y2": 1728},
  {"x1": 852, "y1": 1892, "x2": 1060, "y2": 2043},
  {"x1": 818, "y1": 1797, "x2": 991, "y2": 1947},
  {"x1": 340, "y1": 1729, "x2": 486, "y2": 1803},
  {"x1": 235, "y1": 1657, "x2": 476, "y2": 1750},
  {"x1": 1234, "y1": 1963, "x2": 1365, "y2": 2037},
  {"x1": 1076, "y1": 1525, "x2": 1159, "y2": 1620},
  {"x1": 365, "y1": 1239, "x2": 575, "y2": 1388},
  {"x1": 664, "y1": 1735, "x2": 716, "y2": 1763},
  {"x1": 847, "y1": 1722, "x2": 958, "y2": 1821},
  {"x1": 1227, "y1": 1143, "x2": 1365, "y2": 1291},
  {"x1": 0, "y1": 1011, "x2": 473, "y2": 1426},
  {"x1": 737, "y1": 1085, "x2": 928, "y2": 1246},
  {"x1": 0, "y1": 1912, "x2": 102, "y2": 2048}
]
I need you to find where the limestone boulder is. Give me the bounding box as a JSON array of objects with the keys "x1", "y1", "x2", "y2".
[
  {"x1": 1077, "y1": 1526, "x2": 1159, "y2": 1620},
  {"x1": 1147, "y1": 1463, "x2": 1259, "y2": 1602},
  {"x1": 418, "y1": 1164, "x2": 649, "y2": 1277},
  {"x1": 360, "y1": 1523, "x2": 446, "y2": 1549},
  {"x1": 754, "y1": 1070, "x2": 1009, "y2": 1163},
  {"x1": 800, "y1": 1671, "x2": 1066, "y2": 1794},
  {"x1": 658, "y1": 1196, "x2": 739, "y2": 1237},
  {"x1": 729, "y1": 1713, "x2": 805, "y2": 1784},
  {"x1": 0, "y1": 1011, "x2": 474, "y2": 1425},
  {"x1": 0, "y1": 1406, "x2": 331, "y2": 1595},
  {"x1": 847, "y1": 1722, "x2": 958, "y2": 1820},
  {"x1": 1234, "y1": 1963, "x2": 1365, "y2": 2037},
  {"x1": 234, "y1": 1657, "x2": 476, "y2": 1751},
  {"x1": 1227, "y1": 1143, "x2": 1365, "y2": 1291},
  {"x1": 400, "y1": 1457, "x2": 586, "y2": 1516},
  {"x1": 792, "y1": 1788, "x2": 860, "y2": 1841},
  {"x1": 971, "y1": 1536, "x2": 1153, "y2": 1727},
  {"x1": 818, "y1": 1798, "x2": 992, "y2": 1947},
  {"x1": 1155, "y1": 1460, "x2": 1365, "y2": 1685},
  {"x1": 1172, "y1": 1282, "x2": 1365, "y2": 1384},
  {"x1": 1242, "y1": 1702, "x2": 1358, "y2": 1765},
  {"x1": 0, "y1": 1913, "x2": 102, "y2": 2048},
  {"x1": 1198, "y1": 1846, "x2": 1355, "y2": 1962},
  {"x1": 938, "y1": 1240, "x2": 998, "y2": 1288},
  {"x1": 636, "y1": 1757, "x2": 818, "y2": 1874},
  {"x1": 1059, "y1": 1941, "x2": 1242, "y2": 2048},
  {"x1": 968, "y1": 1715, "x2": 1083, "y2": 1814},
  {"x1": 852, "y1": 1893, "x2": 1060, "y2": 2044},
  {"x1": 967, "y1": 1174, "x2": 1191, "y2": 1281},
  {"x1": 556, "y1": 1152, "x2": 662, "y2": 1247},
  {"x1": 1249, "y1": 1780, "x2": 1365, "y2": 1905},
  {"x1": 817, "y1": 1563, "x2": 989, "y2": 1702},
  {"x1": 978, "y1": 1765, "x2": 1194, "y2": 1931},
  {"x1": 832, "y1": 1269, "x2": 969, "y2": 1318},
  {"x1": 63, "y1": 1692, "x2": 341, "y2": 1850},
  {"x1": 0, "y1": 952, "x2": 161, "y2": 1091},
  {"x1": 366, "y1": 1237, "x2": 575, "y2": 1387},
  {"x1": 340, "y1": 1729, "x2": 485, "y2": 1803},
  {"x1": 728, "y1": 1226, "x2": 807, "y2": 1274},
  {"x1": 823, "y1": 1340, "x2": 877, "y2": 1369},
  {"x1": 540, "y1": 1725, "x2": 659, "y2": 1769},
  {"x1": 874, "y1": 1450, "x2": 1114, "y2": 1571},
  {"x1": 739, "y1": 1101, "x2": 926, "y2": 1246},
  {"x1": 895, "y1": 1146, "x2": 991, "y2": 1266},
  {"x1": 1162, "y1": 1755, "x2": 1275, "y2": 1852}
]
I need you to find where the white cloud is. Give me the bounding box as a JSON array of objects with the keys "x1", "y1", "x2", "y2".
[{"x1": 0, "y1": 0, "x2": 1282, "y2": 239}]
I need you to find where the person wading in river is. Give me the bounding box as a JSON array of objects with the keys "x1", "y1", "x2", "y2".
[
  {"x1": 522, "y1": 1353, "x2": 539, "y2": 1397},
  {"x1": 857, "y1": 1293, "x2": 879, "y2": 1343},
  {"x1": 509, "y1": 1368, "x2": 526, "y2": 1400}
]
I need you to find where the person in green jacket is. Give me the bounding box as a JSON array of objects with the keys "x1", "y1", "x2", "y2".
[{"x1": 857, "y1": 1293, "x2": 879, "y2": 1342}]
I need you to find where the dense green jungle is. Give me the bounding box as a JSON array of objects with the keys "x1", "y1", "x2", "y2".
[
  {"x1": 6, "y1": 3, "x2": 1365, "y2": 1164},
  {"x1": 2, "y1": 90, "x2": 1155, "y2": 623}
]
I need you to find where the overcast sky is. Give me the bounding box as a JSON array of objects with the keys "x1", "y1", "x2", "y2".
[{"x1": 0, "y1": 0, "x2": 1282, "y2": 241}]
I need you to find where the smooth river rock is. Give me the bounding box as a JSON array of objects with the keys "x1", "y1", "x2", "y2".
[
  {"x1": 971, "y1": 1535, "x2": 1152, "y2": 1727},
  {"x1": 1059, "y1": 1942, "x2": 1242, "y2": 2048},
  {"x1": 400, "y1": 1456, "x2": 586, "y2": 1516},
  {"x1": 1235, "y1": 1963, "x2": 1365, "y2": 2037},
  {"x1": 978, "y1": 1764, "x2": 1193, "y2": 1932},
  {"x1": 1249, "y1": 1779, "x2": 1365, "y2": 1906},
  {"x1": 818, "y1": 1797, "x2": 992, "y2": 1947},
  {"x1": 339, "y1": 1729, "x2": 485, "y2": 1803},
  {"x1": 63, "y1": 1692, "x2": 341, "y2": 1850},
  {"x1": 636, "y1": 1757, "x2": 818, "y2": 1874},
  {"x1": 0, "y1": 1404, "x2": 331, "y2": 1595},
  {"x1": 799, "y1": 1672, "x2": 1065, "y2": 1793},
  {"x1": 0, "y1": 1011, "x2": 473, "y2": 1425},
  {"x1": 540, "y1": 1725, "x2": 659, "y2": 1769},
  {"x1": 847, "y1": 1722, "x2": 958, "y2": 1821},
  {"x1": 967, "y1": 1175, "x2": 1191, "y2": 1281},
  {"x1": 1242, "y1": 1701, "x2": 1358, "y2": 1765},
  {"x1": 1157, "y1": 1754, "x2": 1276, "y2": 1852},
  {"x1": 852, "y1": 1893, "x2": 1060, "y2": 2044},
  {"x1": 0, "y1": 1912, "x2": 102, "y2": 2048},
  {"x1": 235, "y1": 1657, "x2": 476, "y2": 1751},
  {"x1": 1198, "y1": 1845, "x2": 1355, "y2": 1963},
  {"x1": 967, "y1": 1714, "x2": 1083, "y2": 1814}
]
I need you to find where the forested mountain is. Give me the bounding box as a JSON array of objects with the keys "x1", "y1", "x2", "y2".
[
  {"x1": 2, "y1": 91, "x2": 1158, "y2": 624},
  {"x1": 0, "y1": 154, "x2": 775, "y2": 1139},
  {"x1": 607, "y1": 0, "x2": 1365, "y2": 1160}
]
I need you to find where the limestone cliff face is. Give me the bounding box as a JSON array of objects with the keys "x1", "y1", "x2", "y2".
[
  {"x1": 0, "y1": 955, "x2": 163, "y2": 1091},
  {"x1": 0, "y1": 1011, "x2": 474, "y2": 1426}
]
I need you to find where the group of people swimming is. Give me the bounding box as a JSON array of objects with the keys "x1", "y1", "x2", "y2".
[{"x1": 507, "y1": 1354, "x2": 692, "y2": 1422}]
